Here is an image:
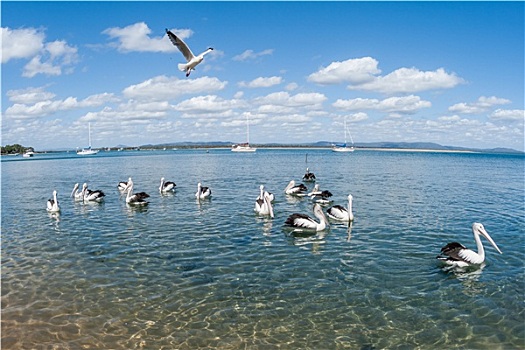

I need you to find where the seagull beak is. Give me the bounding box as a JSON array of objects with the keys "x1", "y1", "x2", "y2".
[{"x1": 480, "y1": 226, "x2": 503, "y2": 254}]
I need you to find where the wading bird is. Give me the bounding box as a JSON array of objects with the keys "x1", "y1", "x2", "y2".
[
  {"x1": 285, "y1": 203, "x2": 329, "y2": 232},
  {"x1": 284, "y1": 180, "x2": 308, "y2": 196},
  {"x1": 255, "y1": 188, "x2": 274, "y2": 218},
  {"x1": 159, "y1": 177, "x2": 176, "y2": 193},
  {"x1": 47, "y1": 190, "x2": 60, "y2": 212},
  {"x1": 437, "y1": 223, "x2": 503, "y2": 267},
  {"x1": 124, "y1": 182, "x2": 150, "y2": 206},
  {"x1": 327, "y1": 194, "x2": 354, "y2": 222},
  {"x1": 195, "y1": 182, "x2": 212, "y2": 200}
]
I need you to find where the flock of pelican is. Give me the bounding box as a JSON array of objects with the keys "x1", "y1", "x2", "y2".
[{"x1": 46, "y1": 166, "x2": 502, "y2": 268}]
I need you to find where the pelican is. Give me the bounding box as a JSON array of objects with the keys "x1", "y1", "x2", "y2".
[
  {"x1": 196, "y1": 182, "x2": 212, "y2": 200},
  {"x1": 47, "y1": 190, "x2": 60, "y2": 212},
  {"x1": 307, "y1": 184, "x2": 333, "y2": 204},
  {"x1": 124, "y1": 182, "x2": 150, "y2": 205},
  {"x1": 255, "y1": 185, "x2": 274, "y2": 205},
  {"x1": 284, "y1": 180, "x2": 308, "y2": 196},
  {"x1": 83, "y1": 183, "x2": 105, "y2": 202},
  {"x1": 255, "y1": 191, "x2": 274, "y2": 218},
  {"x1": 303, "y1": 167, "x2": 316, "y2": 182},
  {"x1": 166, "y1": 29, "x2": 214, "y2": 77},
  {"x1": 437, "y1": 223, "x2": 503, "y2": 267},
  {"x1": 118, "y1": 178, "x2": 131, "y2": 191},
  {"x1": 327, "y1": 194, "x2": 354, "y2": 222},
  {"x1": 70, "y1": 183, "x2": 84, "y2": 201},
  {"x1": 159, "y1": 177, "x2": 176, "y2": 193},
  {"x1": 285, "y1": 203, "x2": 329, "y2": 232}
]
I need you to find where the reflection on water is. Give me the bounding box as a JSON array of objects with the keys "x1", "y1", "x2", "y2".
[{"x1": 2, "y1": 150, "x2": 524, "y2": 349}]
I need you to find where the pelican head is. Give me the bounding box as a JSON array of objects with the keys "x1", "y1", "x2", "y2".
[{"x1": 473, "y1": 223, "x2": 502, "y2": 254}]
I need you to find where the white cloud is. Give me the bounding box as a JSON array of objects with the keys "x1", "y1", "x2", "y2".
[
  {"x1": 285, "y1": 82, "x2": 298, "y2": 91},
  {"x1": 6, "y1": 86, "x2": 56, "y2": 104},
  {"x1": 1, "y1": 27, "x2": 44, "y2": 63},
  {"x1": 122, "y1": 75, "x2": 227, "y2": 100},
  {"x1": 2, "y1": 27, "x2": 78, "y2": 77},
  {"x1": 5, "y1": 92, "x2": 118, "y2": 120},
  {"x1": 233, "y1": 49, "x2": 274, "y2": 61},
  {"x1": 490, "y1": 109, "x2": 525, "y2": 121},
  {"x1": 173, "y1": 95, "x2": 246, "y2": 116},
  {"x1": 253, "y1": 91, "x2": 327, "y2": 108},
  {"x1": 238, "y1": 76, "x2": 282, "y2": 88},
  {"x1": 308, "y1": 57, "x2": 380, "y2": 85},
  {"x1": 449, "y1": 96, "x2": 511, "y2": 114},
  {"x1": 352, "y1": 67, "x2": 464, "y2": 94},
  {"x1": 308, "y1": 57, "x2": 464, "y2": 94},
  {"x1": 103, "y1": 22, "x2": 179, "y2": 52},
  {"x1": 333, "y1": 95, "x2": 431, "y2": 115}
]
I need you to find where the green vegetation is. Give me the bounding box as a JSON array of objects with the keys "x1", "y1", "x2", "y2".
[{"x1": 1, "y1": 144, "x2": 34, "y2": 155}]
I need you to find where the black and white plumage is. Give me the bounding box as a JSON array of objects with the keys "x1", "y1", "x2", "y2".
[
  {"x1": 254, "y1": 189, "x2": 274, "y2": 218},
  {"x1": 285, "y1": 203, "x2": 329, "y2": 232},
  {"x1": 118, "y1": 177, "x2": 131, "y2": 192},
  {"x1": 83, "y1": 183, "x2": 105, "y2": 202},
  {"x1": 307, "y1": 184, "x2": 333, "y2": 204},
  {"x1": 255, "y1": 185, "x2": 274, "y2": 217},
  {"x1": 327, "y1": 194, "x2": 354, "y2": 222},
  {"x1": 166, "y1": 29, "x2": 214, "y2": 77},
  {"x1": 124, "y1": 183, "x2": 150, "y2": 205},
  {"x1": 437, "y1": 223, "x2": 503, "y2": 267},
  {"x1": 284, "y1": 180, "x2": 308, "y2": 196},
  {"x1": 159, "y1": 177, "x2": 176, "y2": 193},
  {"x1": 70, "y1": 183, "x2": 84, "y2": 201},
  {"x1": 196, "y1": 182, "x2": 212, "y2": 200},
  {"x1": 47, "y1": 190, "x2": 60, "y2": 212},
  {"x1": 302, "y1": 167, "x2": 316, "y2": 182}
]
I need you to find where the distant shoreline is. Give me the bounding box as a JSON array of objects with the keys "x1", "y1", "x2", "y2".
[{"x1": 3, "y1": 145, "x2": 523, "y2": 156}]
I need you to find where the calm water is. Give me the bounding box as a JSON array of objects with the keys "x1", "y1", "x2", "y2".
[{"x1": 2, "y1": 149, "x2": 524, "y2": 349}]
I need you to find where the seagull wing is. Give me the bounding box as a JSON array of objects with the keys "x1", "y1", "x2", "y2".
[{"x1": 166, "y1": 29, "x2": 194, "y2": 62}]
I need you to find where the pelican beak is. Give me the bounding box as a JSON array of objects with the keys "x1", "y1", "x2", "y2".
[{"x1": 480, "y1": 226, "x2": 503, "y2": 254}]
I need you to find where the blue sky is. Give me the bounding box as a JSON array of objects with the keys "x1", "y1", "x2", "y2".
[{"x1": 2, "y1": 1, "x2": 524, "y2": 151}]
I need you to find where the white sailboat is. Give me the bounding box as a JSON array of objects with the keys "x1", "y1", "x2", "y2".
[
  {"x1": 232, "y1": 115, "x2": 256, "y2": 152},
  {"x1": 77, "y1": 123, "x2": 99, "y2": 155},
  {"x1": 332, "y1": 117, "x2": 355, "y2": 152}
]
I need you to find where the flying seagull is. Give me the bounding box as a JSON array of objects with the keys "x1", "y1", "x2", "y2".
[{"x1": 165, "y1": 28, "x2": 214, "y2": 77}]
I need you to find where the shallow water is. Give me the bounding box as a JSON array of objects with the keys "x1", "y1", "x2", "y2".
[{"x1": 2, "y1": 149, "x2": 524, "y2": 349}]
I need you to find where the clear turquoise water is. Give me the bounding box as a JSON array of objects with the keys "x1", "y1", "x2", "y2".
[{"x1": 2, "y1": 149, "x2": 524, "y2": 349}]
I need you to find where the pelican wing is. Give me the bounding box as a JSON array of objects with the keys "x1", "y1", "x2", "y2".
[
  {"x1": 166, "y1": 29, "x2": 194, "y2": 61},
  {"x1": 285, "y1": 213, "x2": 317, "y2": 229},
  {"x1": 437, "y1": 242, "x2": 466, "y2": 261}
]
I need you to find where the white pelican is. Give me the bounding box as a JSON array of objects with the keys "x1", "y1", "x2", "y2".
[
  {"x1": 255, "y1": 187, "x2": 274, "y2": 218},
  {"x1": 285, "y1": 203, "x2": 329, "y2": 232},
  {"x1": 124, "y1": 183, "x2": 150, "y2": 205},
  {"x1": 284, "y1": 180, "x2": 308, "y2": 196},
  {"x1": 196, "y1": 182, "x2": 212, "y2": 200},
  {"x1": 255, "y1": 185, "x2": 274, "y2": 205},
  {"x1": 118, "y1": 178, "x2": 131, "y2": 191},
  {"x1": 166, "y1": 29, "x2": 214, "y2": 77},
  {"x1": 437, "y1": 223, "x2": 503, "y2": 267},
  {"x1": 327, "y1": 194, "x2": 354, "y2": 222},
  {"x1": 307, "y1": 184, "x2": 333, "y2": 204},
  {"x1": 70, "y1": 183, "x2": 84, "y2": 201},
  {"x1": 302, "y1": 167, "x2": 316, "y2": 182},
  {"x1": 83, "y1": 183, "x2": 105, "y2": 202},
  {"x1": 159, "y1": 177, "x2": 176, "y2": 193},
  {"x1": 47, "y1": 190, "x2": 60, "y2": 212}
]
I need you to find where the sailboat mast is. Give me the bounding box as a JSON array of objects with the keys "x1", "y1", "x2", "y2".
[
  {"x1": 344, "y1": 118, "x2": 348, "y2": 144},
  {"x1": 88, "y1": 122, "x2": 92, "y2": 148},
  {"x1": 246, "y1": 115, "x2": 250, "y2": 144}
]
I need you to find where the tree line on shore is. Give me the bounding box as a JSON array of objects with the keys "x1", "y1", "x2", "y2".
[{"x1": 1, "y1": 144, "x2": 34, "y2": 155}]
